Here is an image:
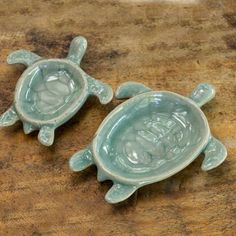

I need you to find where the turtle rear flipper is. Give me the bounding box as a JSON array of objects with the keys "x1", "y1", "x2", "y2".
[
  {"x1": 115, "y1": 81, "x2": 152, "y2": 99},
  {"x1": 69, "y1": 146, "x2": 94, "y2": 171},
  {"x1": 202, "y1": 137, "x2": 227, "y2": 171},
  {"x1": 105, "y1": 183, "x2": 137, "y2": 204},
  {"x1": 7, "y1": 50, "x2": 41, "y2": 67},
  {"x1": 38, "y1": 126, "x2": 55, "y2": 146},
  {"x1": 0, "y1": 106, "x2": 19, "y2": 126}
]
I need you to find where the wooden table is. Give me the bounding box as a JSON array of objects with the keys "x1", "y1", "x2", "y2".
[{"x1": 0, "y1": 0, "x2": 235, "y2": 235}]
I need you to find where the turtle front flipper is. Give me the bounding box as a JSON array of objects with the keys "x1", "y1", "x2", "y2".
[
  {"x1": 38, "y1": 126, "x2": 55, "y2": 146},
  {"x1": 105, "y1": 183, "x2": 137, "y2": 204},
  {"x1": 69, "y1": 146, "x2": 94, "y2": 171},
  {"x1": 0, "y1": 106, "x2": 19, "y2": 126},
  {"x1": 189, "y1": 83, "x2": 215, "y2": 107},
  {"x1": 87, "y1": 75, "x2": 113, "y2": 104},
  {"x1": 7, "y1": 50, "x2": 41, "y2": 67},
  {"x1": 115, "y1": 81, "x2": 152, "y2": 99},
  {"x1": 201, "y1": 137, "x2": 227, "y2": 171},
  {"x1": 67, "y1": 36, "x2": 87, "y2": 66}
]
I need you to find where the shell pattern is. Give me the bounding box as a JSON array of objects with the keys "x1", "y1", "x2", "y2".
[
  {"x1": 110, "y1": 110, "x2": 199, "y2": 174},
  {"x1": 25, "y1": 67, "x2": 77, "y2": 116}
]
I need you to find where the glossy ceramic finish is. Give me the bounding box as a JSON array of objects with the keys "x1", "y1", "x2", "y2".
[
  {"x1": 70, "y1": 82, "x2": 227, "y2": 204},
  {"x1": 0, "y1": 36, "x2": 113, "y2": 146}
]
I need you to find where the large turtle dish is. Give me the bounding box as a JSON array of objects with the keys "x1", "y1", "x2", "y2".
[
  {"x1": 69, "y1": 82, "x2": 227, "y2": 204},
  {"x1": 0, "y1": 36, "x2": 113, "y2": 146}
]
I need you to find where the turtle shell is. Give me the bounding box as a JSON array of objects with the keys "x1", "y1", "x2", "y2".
[
  {"x1": 14, "y1": 59, "x2": 87, "y2": 124},
  {"x1": 93, "y1": 91, "x2": 210, "y2": 185}
]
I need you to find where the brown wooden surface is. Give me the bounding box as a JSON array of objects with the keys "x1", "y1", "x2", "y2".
[{"x1": 0, "y1": 0, "x2": 235, "y2": 235}]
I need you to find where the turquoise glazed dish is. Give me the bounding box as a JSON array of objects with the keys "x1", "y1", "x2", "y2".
[
  {"x1": 0, "y1": 36, "x2": 113, "y2": 146},
  {"x1": 70, "y1": 82, "x2": 227, "y2": 204}
]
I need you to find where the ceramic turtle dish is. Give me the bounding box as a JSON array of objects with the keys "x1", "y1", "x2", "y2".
[
  {"x1": 0, "y1": 36, "x2": 113, "y2": 146},
  {"x1": 69, "y1": 82, "x2": 227, "y2": 204}
]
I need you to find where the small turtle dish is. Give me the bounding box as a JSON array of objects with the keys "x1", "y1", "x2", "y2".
[
  {"x1": 69, "y1": 82, "x2": 227, "y2": 204},
  {"x1": 0, "y1": 36, "x2": 113, "y2": 146}
]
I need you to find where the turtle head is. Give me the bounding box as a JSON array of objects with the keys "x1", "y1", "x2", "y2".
[{"x1": 66, "y1": 36, "x2": 87, "y2": 66}]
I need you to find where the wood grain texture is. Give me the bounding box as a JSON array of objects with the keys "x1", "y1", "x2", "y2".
[{"x1": 0, "y1": 0, "x2": 235, "y2": 235}]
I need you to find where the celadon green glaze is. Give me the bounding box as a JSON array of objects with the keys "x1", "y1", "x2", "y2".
[
  {"x1": 69, "y1": 82, "x2": 227, "y2": 204},
  {"x1": 0, "y1": 36, "x2": 113, "y2": 146}
]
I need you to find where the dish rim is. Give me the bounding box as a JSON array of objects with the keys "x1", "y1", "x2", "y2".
[{"x1": 14, "y1": 58, "x2": 88, "y2": 127}]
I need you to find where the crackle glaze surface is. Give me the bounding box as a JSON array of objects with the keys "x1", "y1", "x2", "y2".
[
  {"x1": 0, "y1": 36, "x2": 113, "y2": 146},
  {"x1": 70, "y1": 82, "x2": 226, "y2": 203},
  {"x1": 97, "y1": 92, "x2": 208, "y2": 181},
  {"x1": 16, "y1": 60, "x2": 83, "y2": 121}
]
